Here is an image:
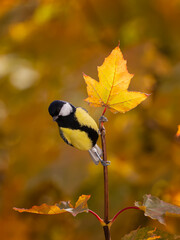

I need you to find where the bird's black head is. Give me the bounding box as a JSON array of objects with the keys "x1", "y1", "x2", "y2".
[{"x1": 48, "y1": 100, "x2": 75, "y2": 121}]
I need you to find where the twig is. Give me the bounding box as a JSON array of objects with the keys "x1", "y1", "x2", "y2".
[
  {"x1": 88, "y1": 210, "x2": 103, "y2": 223},
  {"x1": 99, "y1": 108, "x2": 111, "y2": 240},
  {"x1": 102, "y1": 107, "x2": 107, "y2": 116},
  {"x1": 103, "y1": 225, "x2": 111, "y2": 240},
  {"x1": 110, "y1": 206, "x2": 140, "y2": 224}
]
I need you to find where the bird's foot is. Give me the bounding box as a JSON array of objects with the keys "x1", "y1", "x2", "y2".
[
  {"x1": 92, "y1": 147, "x2": 110, "y2": 166},
  {"x1": 100, "y1": 159, "x2": 111, "y2": 166}
]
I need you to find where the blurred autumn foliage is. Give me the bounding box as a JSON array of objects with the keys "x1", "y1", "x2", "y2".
[{"x1": 0, "y1": 0, "x2": 180, "y2": 239}]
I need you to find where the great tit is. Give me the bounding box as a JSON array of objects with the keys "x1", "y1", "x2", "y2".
[{"x1": 48, "y1": 100, "x2": 107, "y2": 165}]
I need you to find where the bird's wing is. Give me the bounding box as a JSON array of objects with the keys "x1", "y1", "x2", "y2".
[
  {"x1": 79, "y1": 107, "x2": 88, "y2": 113},
  {"x1": 75, "y1": 107, "x2": 98, "y2": 132}
]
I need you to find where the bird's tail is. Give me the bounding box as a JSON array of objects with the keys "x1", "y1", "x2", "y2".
[{"x1": 88, "y1": 144, "x2": 102, "y2": 165}]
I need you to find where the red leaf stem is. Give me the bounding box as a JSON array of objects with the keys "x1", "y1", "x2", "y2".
[
  {"x1": 88, "y1": 209, "x2": 103, "y2": 223},
  {"x1": 111, "y1": 206, "x2": 140, "y2": 224},
  {"x1": 102, "y1": 107, "x2": 107, "y2": 116}
]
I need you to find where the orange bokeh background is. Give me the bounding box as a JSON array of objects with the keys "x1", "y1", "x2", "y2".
[{"x1": 0, "y1": 0, "x2": 180, "y2": 239}]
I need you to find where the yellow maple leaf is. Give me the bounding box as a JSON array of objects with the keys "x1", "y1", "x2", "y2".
[{"x1": 84, "y1": 45, "x2": 149, "y2": 113}]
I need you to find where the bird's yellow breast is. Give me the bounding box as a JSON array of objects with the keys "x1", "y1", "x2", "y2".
[
  {"x1": 60, "y1": 127, "x2": 93, "y2": 150},
  {"x1": 75, "y1": 107, "x2": 99, "y2": 131}
]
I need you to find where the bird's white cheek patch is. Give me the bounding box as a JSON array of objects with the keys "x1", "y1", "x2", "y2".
[{"x1": 59, "y1": 102, "x2": 73, "y2": 116}]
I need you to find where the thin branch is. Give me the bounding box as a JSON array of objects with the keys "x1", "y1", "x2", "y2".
[
  {"x1": 111, "y1": 206, "x2": 140, "y2": 224},
  {"x1": 100, "y1": 123, "x2": 109, "y2": 224},
  {"x1": 102, "y1": 107, "x2": 107, "y2": 116},
  {"x1": 88, "y1": 209, "x2": 103, "y2": 223},
  {"x1": 103, "y1": 226, "x2": 111, "y2": 240},
  {"x1": 99, "y1": 115, "x2": 111, "y2": 240}
]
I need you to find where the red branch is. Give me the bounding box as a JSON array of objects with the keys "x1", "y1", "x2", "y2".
[
  {"x1": 102, "y1": 107, "x2": 107, "y2": 116},
  {"x1": 88, "y1": 210, "x2": 103, "y2": 223},
  {"x1": 111, "y1": 206, "x2": 140, "y2": 224}
]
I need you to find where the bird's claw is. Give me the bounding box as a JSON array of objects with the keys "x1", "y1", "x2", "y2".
[
  {"x1": 100, "y1": 160, "x2": 111, "y2": 166},
  {"x1": 99, "y1": 116, "x2": 108, "y2": 123},
  {"x1": 92, "y1": 147, "x2": 110, "y2": 166}
]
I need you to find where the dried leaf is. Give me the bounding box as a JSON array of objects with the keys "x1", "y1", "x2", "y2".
[
  {"x1": 135, "y1": 194, "x2": 180, "y2": 225},
  {"x1": 84, "y1": 45, "x2": 149, "y2": 113},
  {"x1": 13, "y1": 195, "x2": 90, "y2": 216},
  {"x1": 121, "y1": 226, "x2": 180, "y2": 240}
]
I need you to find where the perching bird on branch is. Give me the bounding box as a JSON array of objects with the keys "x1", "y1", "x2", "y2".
[{"x1": 48, "y1": 100, "x2": 109, "y2": 166}]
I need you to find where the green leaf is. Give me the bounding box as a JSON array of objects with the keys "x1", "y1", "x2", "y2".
[
  {"x1": 135, "y1": 194, "x2": 180, "y2": 225},
  {"x1": 121, "y1": 226, "x2": 180, "y2": 240}
]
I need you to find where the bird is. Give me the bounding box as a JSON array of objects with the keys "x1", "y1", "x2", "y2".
[{"x1": 48, "y1": 100, "x2": 109, "y2": 166}]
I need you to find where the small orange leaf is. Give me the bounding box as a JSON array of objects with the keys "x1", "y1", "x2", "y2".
[
  {"x1": 13, "y1": 195, "x2": 90, "y2": 216},
  {"x1": 176, "y1": 125, "x2": 180, "y2": 137},
  {"x1": 147, "y1": 236, "x2": 161, "y2": 240},
  {"x1": 84, "y1": 45, "x2": 149, "y2": 113}
]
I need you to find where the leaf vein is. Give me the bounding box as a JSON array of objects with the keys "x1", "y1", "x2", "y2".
[
  {"x1": 88, "y1": 81, "x2": 104, "y2": 104},
  {"x1": 105, "y1": 51, "x2": 118, "y2": 104}
]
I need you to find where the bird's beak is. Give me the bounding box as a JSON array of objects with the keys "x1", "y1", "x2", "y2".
[{"x1": 53, "y1": 116, "x2": 58, "y2": 121}]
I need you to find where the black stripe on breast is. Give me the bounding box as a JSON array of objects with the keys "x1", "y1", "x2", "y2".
[
  {"x1": 80, "y1": 126, "x2": 99, "y2": 146},
  {"x1": 56, "y1": 113, "x2": 80, "y2": 129},
  {"x1": 56, "y1": 113, "x2": 99, "y2": 147}
]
